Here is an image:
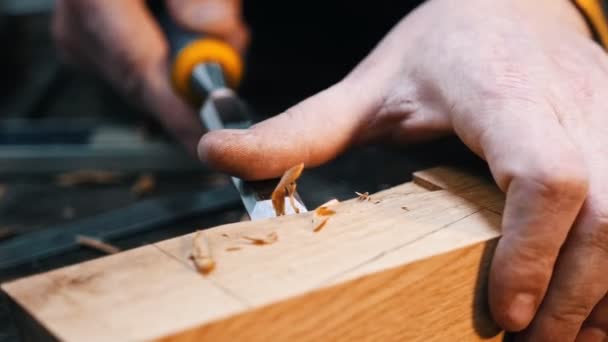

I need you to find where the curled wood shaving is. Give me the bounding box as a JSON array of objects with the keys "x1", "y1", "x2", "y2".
[
  {"x1": 131, "y1": 173, "x2": 155, "y2": 197},
  {"x1": 271, "y1": 163, "x2": 305, "y2": 216},
  {"x1": 57, "y1": 170, "x2": 122, "y2": 187},
  {"x1": 355, "y1": 191, "x2": 370, "y2": 201},
  {"x1": 190, "y1": 230, "x2": 216, "y2": 274},
  {"x1": 242, "y1": 232, "x2": 278, "y2": 245},
  {"x1": 225, "y1": 246, "x2": 241, "y2": 252},
  {"x1": 76, "y1": 235, "x2": 120, "y2": 254}
]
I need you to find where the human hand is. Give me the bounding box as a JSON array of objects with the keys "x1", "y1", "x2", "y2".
[
  {"x1": 53, "y1": 0, "x2": 248, "y2": 154},
  {"x1": 198, "y1": 0, "x2": 608, "y2": 339}
]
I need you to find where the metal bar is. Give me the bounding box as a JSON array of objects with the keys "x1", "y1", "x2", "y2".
[{"x1": 0, "y1": 185, "x2": 241, "y2": 270}]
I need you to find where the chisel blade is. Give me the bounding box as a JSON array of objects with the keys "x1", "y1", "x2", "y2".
[
  {"x1": 232, "y1": 177, "x2": 307, "y2": 220},
  {"x1": 196, "y1": 64, "x2": 308, "y2": 219}
]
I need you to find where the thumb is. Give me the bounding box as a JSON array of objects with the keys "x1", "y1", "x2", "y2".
[
  {"x1": 198, "y1": 81, "x2": 379, "y2": 180},
  {"x1": 165, "y1": 0, "x2": 249, "y2": 52}
]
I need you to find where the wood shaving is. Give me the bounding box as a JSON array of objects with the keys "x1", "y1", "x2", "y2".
[
  {"x1": 190, "y1": 230, "x2": 215, "y2": 274},
  {"x1": 271, "y1": 163, "x2": 305, "y2": 216},
  {"x1": 355, "y1": 191, "x2": 370, "y2": 201},
  {"x1": 0, "y1": 227, "x2": 16, "y2": 241},
  {"x1": 313, "y1": 218, "x2": 329, "y2": 233},
  {"x1": 131, "y1": 173, "x2": 155, "y2": 197},
  {"x1": 57, "y1": 170, "x2": 122, "y2": 187},
  {"x1": 76, "y1": 235, "x2": 120, "y2": 254},
  {"x1": 225, "y1": 246, "x2": 241, "y2": 252},
  {"x1": 312, "y1": 199, "x2": 338, "y2": 233},
  {"x1": 315, "y1": 205, "x2": 336, "y2": 216},
  {"x1": 242, "y1": 232, "x2": 278, "y2": 245}
]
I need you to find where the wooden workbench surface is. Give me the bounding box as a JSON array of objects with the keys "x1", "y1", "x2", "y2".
[{"x1": 2, "y1": 167, "x2": 505, "y2": 341}]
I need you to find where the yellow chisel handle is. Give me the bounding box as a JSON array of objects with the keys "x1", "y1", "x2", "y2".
[{"x1": 151, "y1": 1, "x2": 243, "y2": 102}]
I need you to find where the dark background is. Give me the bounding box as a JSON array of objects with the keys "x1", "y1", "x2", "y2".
[{"x1": 0, "y1": 1, "x2": 483, "y2": 340}]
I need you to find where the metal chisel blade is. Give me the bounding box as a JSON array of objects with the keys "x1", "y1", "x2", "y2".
[
  {"x1": 195, "y1": 65, "x2": 308, "y2": 219},
  {"x1": 233, "y1": 177, "x2": 307, "y2": 220}
]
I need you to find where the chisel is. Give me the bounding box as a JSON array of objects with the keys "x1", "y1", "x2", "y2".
[{"x1": 151, "y1": 2, "x2": 307, "y2": 220}]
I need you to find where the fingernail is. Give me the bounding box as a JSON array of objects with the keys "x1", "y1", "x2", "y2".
[
  {"x1": 507, "y1": 293, "x2": 536, "y2": 329},
  {"x1": 188, "y1": 2, "x2": 230, "y2": 27}
]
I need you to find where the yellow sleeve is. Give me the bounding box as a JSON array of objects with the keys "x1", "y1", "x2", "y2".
[{"x1": 573, "y1": 0, "x2": 608, "y2": 48}]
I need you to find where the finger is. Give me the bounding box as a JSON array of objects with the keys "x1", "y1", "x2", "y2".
[
  {"x1": 577, "y1": 295, "x2": 608, "y2": 342},
  {"x1": 521, "y1": 186, "x2": 608, "y2": 340},
  {"x1": 55, "y1": 0, "x2": 203, "y2": 152},
  {"x1": 198, "y1": 80, "x2": 380, "y2": 180},
  {"x1": 166, "y1": 0, "x2": 249, "y2": 52},
  {"x1": 451, "y1": 99, "x2": 589, "y2": 331}
]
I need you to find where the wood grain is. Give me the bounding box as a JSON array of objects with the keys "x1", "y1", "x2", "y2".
[{"x1": 2, "y1": 167, "x2": 505, "y2": 341}]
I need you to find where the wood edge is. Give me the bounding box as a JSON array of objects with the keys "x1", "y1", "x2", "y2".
[
  {"x1": 411, "y1": 172, "x2": 445, "y2": 191},
  {"x1": 157, "y1": 239, "x2": 504, "y2": 342}
]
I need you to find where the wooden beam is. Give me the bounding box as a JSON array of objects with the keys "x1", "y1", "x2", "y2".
[{"x1": 2, "y1": 167, "x2": 505, "y2": 341}]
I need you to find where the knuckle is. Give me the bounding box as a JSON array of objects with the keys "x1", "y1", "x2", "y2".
[
  {"x1": 546, "y1": 301, "x2": 591, "y2": 326},
  {"x1": 497, "y1": 240, "x2": 554, "y2": 281},
  {"x1": 573, "y1": 202, "x2": 608, "y2": 255},
  {"x1": 508, "y1": 160, "x2": 589, "y2": 202},
  {"x1": 112, "y1": 51, "x2": 155, "y2": 101}
]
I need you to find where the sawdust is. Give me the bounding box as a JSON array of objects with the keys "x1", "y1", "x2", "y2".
[
  {"x1": 355, "y1": 191, "x2": 370, "y2": 201},
  {"x1": 242, "y1": 232, "x2": 278, "y2": 245},
  {"x1": 312, "y1": 199, "x2": 339, "y2": 233},
  {"x1": 271, "y1": 163, "x2": 304, "y2": 216}
]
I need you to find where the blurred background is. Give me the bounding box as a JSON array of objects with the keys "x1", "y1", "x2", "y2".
[{"x1": 0, "y1": 1, "x2": 480, "y2": 340}]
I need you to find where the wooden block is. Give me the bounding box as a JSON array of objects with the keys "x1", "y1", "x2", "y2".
[{"x1": 2, "y1": 167, "x2": 505, "y2": 341}]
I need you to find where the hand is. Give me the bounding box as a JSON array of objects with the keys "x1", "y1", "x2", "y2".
[
  {"x1": 198, "y1": 0, "x2": 608, "y2": 339},
  {"x1": 53, "y1": 0, "x2": 248, "y2": 154}
]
